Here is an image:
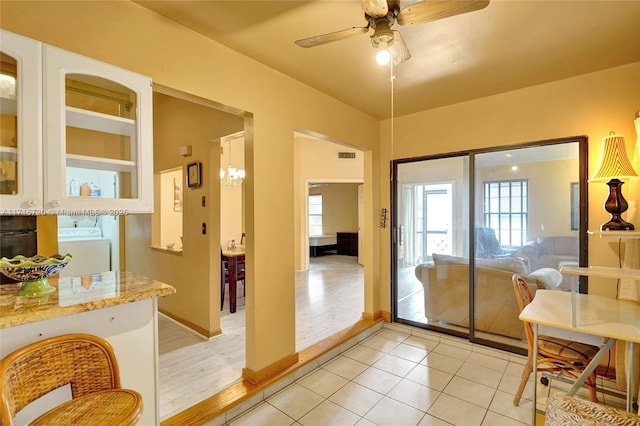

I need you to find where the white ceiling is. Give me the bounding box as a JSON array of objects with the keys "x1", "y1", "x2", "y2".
[{"x1": 134, "y1": 0, "x2": 640, "y2": 120}]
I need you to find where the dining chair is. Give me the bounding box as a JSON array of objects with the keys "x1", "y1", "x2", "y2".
[
  {"x1": 511, "y1": 274, "x2": 599, "y2": 406},
  {"x1": 545, "y1": 394, "x2": 640, "y2": 425},
  {"x1": 1, "y1": 333, "x2": 143, "y2": 425}
]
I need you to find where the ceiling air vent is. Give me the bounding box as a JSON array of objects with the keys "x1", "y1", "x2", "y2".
[{"x1": 338, "y1": 151, "x2": 356, "y2": 159}]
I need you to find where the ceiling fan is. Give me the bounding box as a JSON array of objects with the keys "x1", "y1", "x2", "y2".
[{"x1": 295, "y1": 0, "x2": 489, "y2": 65}]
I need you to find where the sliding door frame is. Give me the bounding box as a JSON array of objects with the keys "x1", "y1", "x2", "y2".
[{"x1": 391, "y1": 136, "x2": 589, "y2": 354}]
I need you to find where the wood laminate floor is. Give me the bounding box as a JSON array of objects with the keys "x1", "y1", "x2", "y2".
[{"x1": 159, "y1": 255, "x2": 364, "y2": 421}]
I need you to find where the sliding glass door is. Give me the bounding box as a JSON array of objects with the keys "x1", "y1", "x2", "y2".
[
  {"x1": 395, "y1": 156, "x2": 470, "y2": 329},
  {"x1": 393, "y1": 138, "x2": 587, "y2": 351}
]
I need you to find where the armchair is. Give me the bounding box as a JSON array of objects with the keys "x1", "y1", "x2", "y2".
[{"x1": 475, "y1": 227, "x2": 517, "y2": 258}]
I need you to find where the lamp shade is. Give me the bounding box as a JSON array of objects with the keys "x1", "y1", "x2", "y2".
[{"x1": 589, "y1": 134, "x2": 639, "y2": 182}]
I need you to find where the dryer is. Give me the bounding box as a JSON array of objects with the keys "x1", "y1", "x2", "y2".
[{"x1": 58, "y1": 227, "x2": 110, "y2": 277}]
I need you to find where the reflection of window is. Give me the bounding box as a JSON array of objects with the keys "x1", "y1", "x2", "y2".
[
  {"x1": 483, "y1": 180, "x2": 528, "y2": 247},
  {"x1": 309, "y1": 194, "x2": 323, "y2": 236},
  {"x1": 571, "y1": 182, "x2": 579, "y2": 231},
  {"x1": 402, "y1": 183, "x2": 453, "y2": 265}
]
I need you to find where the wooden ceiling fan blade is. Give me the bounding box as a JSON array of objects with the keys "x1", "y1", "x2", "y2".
[
  {"x1": 295, "y1": 26, "x2": 369, "y2": 48},
  {"x1": 358, "y1": 0, "x2": 389, "y2": 18},
  {"x1": 396, "y1": 0, "x2": 489, "y2": 26},
  {"x1": 390, "y1": 30, "x2": 411, "y2": 65}
]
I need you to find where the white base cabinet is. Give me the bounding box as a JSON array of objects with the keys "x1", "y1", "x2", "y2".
[{"x1": 0, "y1": 299, "x2": 160, "y2": 425}]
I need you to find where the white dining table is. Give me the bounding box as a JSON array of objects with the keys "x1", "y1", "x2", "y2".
[{"x1": 519, "y1": 289, "x2": 640, "y2": 425}]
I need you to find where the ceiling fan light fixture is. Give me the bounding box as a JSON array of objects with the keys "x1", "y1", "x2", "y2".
[{"x1": 370, "y1": 18, "x2": 394, "y2": 49}]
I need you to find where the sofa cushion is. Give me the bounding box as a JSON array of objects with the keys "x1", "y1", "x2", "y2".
[
  {"x1": 432, "y1": 253, "x2": 467, "y2": 266},
  {"x1": 538, "y1": 236, "x2": 578, "y2": 255},
  {"x1": 476, "y1": 257, "x2": 528, "y2": 276},
  {"x1": 432, "y1": 253, "x2": 468, "y2": 281},
  {"x1": 432, "y1": 253, "x2": 529, "y2": 281}
]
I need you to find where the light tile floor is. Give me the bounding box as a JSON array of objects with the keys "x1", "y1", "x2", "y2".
[{"x1": 215, "y1": 324, "x2": 540, "y2": 426}]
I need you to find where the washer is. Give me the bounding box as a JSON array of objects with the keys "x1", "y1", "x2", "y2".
[{"x1": 58, "y1": 227, "x2": 110, "y2": 277}]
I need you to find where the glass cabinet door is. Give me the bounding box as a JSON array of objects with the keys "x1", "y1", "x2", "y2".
[
  {"x1": 44, "y1": 45, "x2": 153, "y2": 213},
  {"x1": 0, "y1": 30, "x2": 42, "y2": 213}
]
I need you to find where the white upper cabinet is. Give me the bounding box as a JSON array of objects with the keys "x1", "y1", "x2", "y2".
[
  {"x1": 0, "y1": 30, "x2": 153, "y2": 214},
  {"x1": 0, "y1": 30, "x2": 42, "y2": 211}
]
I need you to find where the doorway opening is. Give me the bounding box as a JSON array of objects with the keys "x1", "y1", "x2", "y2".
[
  {"x1": 294, "y1": 133, "x2": 365, "y2": 351},
  {"x1": 147, "y1": 86, "x2": 247, "y2": 420}
]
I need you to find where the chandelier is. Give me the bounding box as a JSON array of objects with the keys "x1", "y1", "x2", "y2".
[{"x1": 220, "y1": 138, "x2": 245, "y2": 186}]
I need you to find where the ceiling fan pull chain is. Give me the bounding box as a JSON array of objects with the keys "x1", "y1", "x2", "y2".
[{"x1": 390, "y1": 60, "x2": 395, "y2": 182}]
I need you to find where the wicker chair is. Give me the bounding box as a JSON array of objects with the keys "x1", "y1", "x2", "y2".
[
  {"x1": 545, "y1": 394, "x2": 640, "y2": 425},
  {"x1": 512, "y1": 275, "x2": 600, "y2": 406},
  {"x1": 1, "y1": 333, "x2": 143, "y2": 425}
]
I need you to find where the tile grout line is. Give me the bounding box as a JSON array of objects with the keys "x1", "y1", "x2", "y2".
[{"x1": 225, "y1": 324, "x2": 526, "y2": 426}]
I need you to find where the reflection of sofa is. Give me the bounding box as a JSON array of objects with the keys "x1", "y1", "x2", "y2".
[
  {"x1": 414, "y1": 253, "x2": 562, "y2": 339},
  {"x1": 516, "y1": 236, "x2": 578, "y2": 271},
  {"x1": 516, "y1": 236, "x2": 578, "y2": 290}
]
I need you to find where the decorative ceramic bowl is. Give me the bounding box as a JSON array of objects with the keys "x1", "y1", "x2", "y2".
[{"x1": 0, "y1": 254, "x2": 72, "y2": 297}]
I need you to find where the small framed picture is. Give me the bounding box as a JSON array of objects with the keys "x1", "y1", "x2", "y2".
[{"x1": 187, "y1": 162, "x2": 202, "y2": 188}]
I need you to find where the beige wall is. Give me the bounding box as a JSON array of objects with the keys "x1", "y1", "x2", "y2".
[
  {"x1": 381, "y1": 62, "x2": 640, "y2": 300},
  {"x1": 1, "y1": 0, "x2": 380, "y2": 374},
  {"x1": 157, "y1": 168, "x2": 183, "y2": 249},
  {"x1": 309, "y1": 183, "x2": 359, "y2": 234}
]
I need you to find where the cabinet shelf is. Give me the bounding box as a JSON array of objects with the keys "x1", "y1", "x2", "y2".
[
  {"x1": 0, "y1": 146, "x2": 17, "y2": 161},
  {"x1": 560, "y1": 264, "x2": 640, "y2": 280},
  {"x1": 67, "y1": 154, "x2": 136, "y2": 173},
  {"x1": 66, "y1": 106, "x2": 136, "y2": 137},
  {"x1": 0, "y1": 95, "x2": 17, "y2": 115},
  {"x1": 587, "y1": 230, "x2": 640, "y2": 239}
]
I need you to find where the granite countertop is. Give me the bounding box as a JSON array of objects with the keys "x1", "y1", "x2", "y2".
[{"x1": 0, "y1": 271, "x2": 176, "y2": 329}]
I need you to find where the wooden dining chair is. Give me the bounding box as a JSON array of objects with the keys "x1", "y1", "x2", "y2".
[
  {"x1": 1, "y1": 333, "x2": 143, "y2": 425},
  {"x1": 511, "y1": 274, "x2": 599, "y2": 406},
  {"x1": 221, "y1": 250, "x2": 245, "y2": 310}
]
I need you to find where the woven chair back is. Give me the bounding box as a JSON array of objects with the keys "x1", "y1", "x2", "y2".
[
  {"x1": 1, "y1": 333, "x2": 121, "y2": 425},
  {"x1": 512, "y1": 274, "x2": 536, "y2": 351}
]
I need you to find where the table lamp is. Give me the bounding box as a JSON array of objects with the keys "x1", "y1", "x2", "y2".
[{"x1": 589, "y1": 132, "x2": 639, "y2": 231}]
